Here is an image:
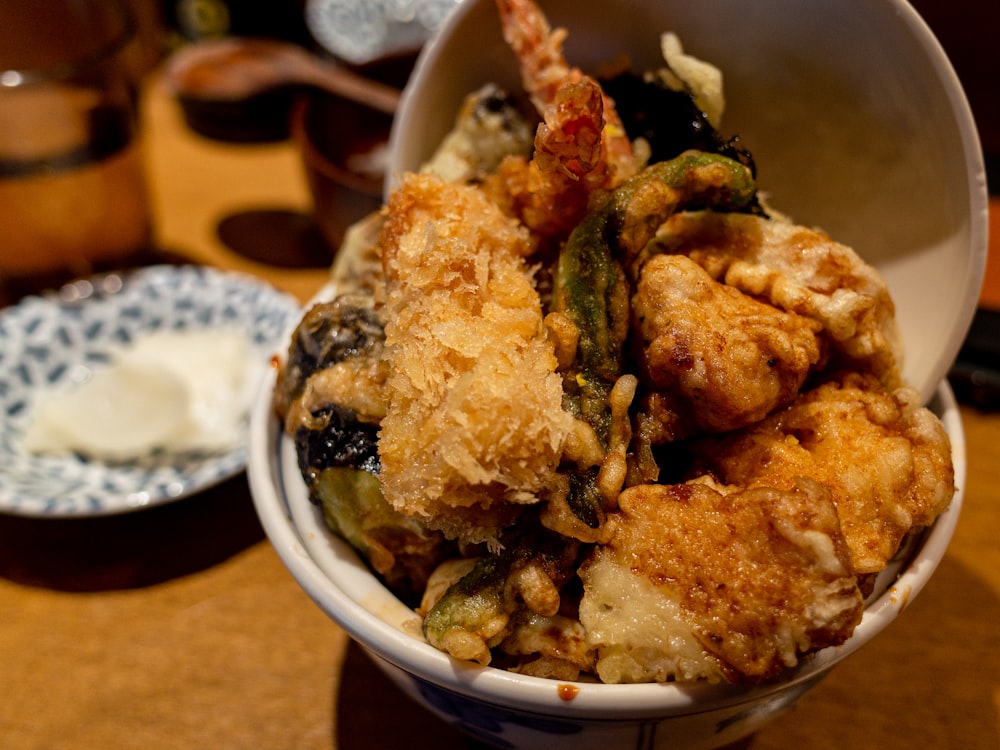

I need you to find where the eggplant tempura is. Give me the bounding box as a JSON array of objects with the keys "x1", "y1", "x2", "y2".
[{"x1": 276, "y1": 0, "x2": 954, "y2": 684}]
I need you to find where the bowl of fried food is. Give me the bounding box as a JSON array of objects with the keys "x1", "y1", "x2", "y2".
[{"x1": 249, "y1": 0, "x2": 986, "y2": 748}]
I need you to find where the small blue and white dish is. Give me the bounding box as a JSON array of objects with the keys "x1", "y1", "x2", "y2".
[{"x1": 0, "y1": 264, "x2": 302, "y2": 518}]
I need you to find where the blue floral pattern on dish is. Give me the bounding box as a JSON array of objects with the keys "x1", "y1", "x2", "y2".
[{"x1": 0, "y1": 264, "x2": 302, "y2": 517}]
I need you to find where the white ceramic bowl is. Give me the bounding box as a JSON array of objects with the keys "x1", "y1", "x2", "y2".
[
  {"x1": 250, "y1": 0, "x2": 982, "y2": 747},
  {"x1": 251, "y1": 371, "x2": 964, "y2": 749}
]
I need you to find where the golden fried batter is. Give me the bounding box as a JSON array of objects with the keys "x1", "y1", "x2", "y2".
[
  {"x1": 579, "y1": 477, "x2": 863, "y2": 683},
  {"x1": 378, "y1": 173, "x2": 575, "y2": 547},
  {"x1": 646, "y1": 211, "x2": 902, "y2": 388},
  {"x1": 689, "y1": 372, "x2": 955, "y2": 575},
  {"x1": 633, "y1": 254, "x2": 826, "y2": 437}
]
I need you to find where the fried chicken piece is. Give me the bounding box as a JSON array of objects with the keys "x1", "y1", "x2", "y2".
[
  {"x1": 578, "y1": 477, "x2": 863, "y2": 683},
  {"x1": 645, "y1": 211, "x2": 902, "y2": 388},
  {"x1": 378, "y1": 173, "x2": 575, "y2": 547},
  {"x1": 632, "y1": 254, "x2": 826, "y2": 439},
  {"x1": 689, "y1": 372, "x2": 955, "y2": 575}
]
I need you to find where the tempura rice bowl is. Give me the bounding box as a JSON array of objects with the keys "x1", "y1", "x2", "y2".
[{"x1": 249, "y1": 0, "x2": 983, "y2": 746}]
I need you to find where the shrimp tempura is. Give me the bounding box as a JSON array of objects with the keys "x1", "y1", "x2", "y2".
[{"x1": 378, "y1": 173, "x2": 575, "y2": 548}]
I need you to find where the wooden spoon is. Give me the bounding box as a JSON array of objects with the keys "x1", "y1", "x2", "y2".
[{"x1": 165, "y1": 37, "x2": 402, "y2": 115}]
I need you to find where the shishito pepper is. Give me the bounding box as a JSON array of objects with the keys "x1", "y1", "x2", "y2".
[
  {"x1": 555, "y1": 150, "x2": 757, "y2": 398},
  {"x1": 553, "y1": 150, "x2": 757, "y2": 520},
  {"x1": 422, "y1": 523, "x2": 581, "y2": 665}
]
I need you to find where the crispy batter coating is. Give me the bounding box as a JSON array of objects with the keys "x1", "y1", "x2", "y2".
[
  {"x1": 632, "y1": 254, "x2": 825, "y2": 438},
  {"x1": 646, "y1": 211, "x2": 902, "y2": 388},
  {"x1": 378, "y1": 173, "x2": 575, "y2": 546},
  {"x1": 279, "y1": 298, "x2": 389, "y2": 437},
  {"x1": 580, "y1": 478, "x2": 863, "y2": 683},
  {"x1": 495, "y1": 0, "x2": 637, "y2": 179},
  {"x1": 579, "y1": 478, "x2": 863, "y2": 683},
  {"x1": 689, "y1": 372, "x2": 955, "y2": 575}
]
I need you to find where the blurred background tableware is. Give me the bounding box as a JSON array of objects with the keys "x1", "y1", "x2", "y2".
[
  {"x1": 289, "y1": 91, "x2": 392, "y2": 253},
  {"x1": 0, "y1": 0, "x2": 155, "y2": 306},
  {"x1": 157, "y1": 0, "x2": 454, "y2": 267},
  {"x1": 163, "y1": 38, "x2": 413, "y2": 264},
  {"x1": 0, "y1": 264, "x2": 303, "y2": 518},
  {"x1": 304, "y1": 0, "x2": 462, "y2": 66},
  {"x1": 161, "y1": 30, "x2": 413, "y2": 268},
  {"x1": 164, "y1": 37, "x2": 401, "y2": 143},
  {"x1": 286, "y1": 49, "x2": 417, "y2": 253}
]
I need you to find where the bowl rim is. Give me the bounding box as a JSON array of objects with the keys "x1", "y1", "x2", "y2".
[
  {"x1": 249, "y1": 363, "x2": 965, "y2": 718},
  {"x1": 885, "y1": 0, "x2": 989, "y2": 404}
]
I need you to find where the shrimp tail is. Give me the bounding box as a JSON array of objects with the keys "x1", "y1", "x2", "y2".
[
  {"x1": 495, "y1": 0, "x2": 572, "y2": 110},
  {"x1": 490, "y1": 0, "x2": 643, "y2": 241}
]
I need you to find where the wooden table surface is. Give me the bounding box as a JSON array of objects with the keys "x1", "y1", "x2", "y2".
[{"x1": 1, "y1": 73, "x2": 998, "y2": 750}]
